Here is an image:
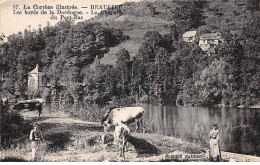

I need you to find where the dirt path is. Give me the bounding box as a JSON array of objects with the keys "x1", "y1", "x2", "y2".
[{"x1": 1, "y1": 110, "x2": 260, "y2": 162}]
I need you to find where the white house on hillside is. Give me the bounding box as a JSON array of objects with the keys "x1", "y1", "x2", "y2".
[
  {"x1": 28, "y1": 64, "x2": 47, "y2": 91},
  {"x1": 183, "y1": 30, "x2": 197, "y2": 43},
  {"x1": 199, "y1": 32, "x2": 222, "y2": 51}
]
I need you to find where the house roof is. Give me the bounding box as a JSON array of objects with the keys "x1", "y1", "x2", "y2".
[
  {"x1": 200, "y1": 32, "x2": 221, "y2": 40},
  {"x1": 183, "y1": 31, "x2": 197, "y2": 38},
  {"x1": 29, "y1": 64, "x2": 41, "y2": 74}
]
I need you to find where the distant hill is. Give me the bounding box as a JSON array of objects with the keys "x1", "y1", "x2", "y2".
[
  {"x1": 91, "y1": 15, "x2": 173, "y2": 65},
  {"x1": 89, "y1": 0, "x2": 260, "y2": 65}
]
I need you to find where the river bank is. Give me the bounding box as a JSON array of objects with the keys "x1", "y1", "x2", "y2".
[{"x1": 1, "y1": 110, "x2": 260, "y2": 162}]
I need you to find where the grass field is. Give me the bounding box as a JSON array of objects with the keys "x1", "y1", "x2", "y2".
[{"x1": 1, "y1": 109, "x2": 260, "y2": 162}]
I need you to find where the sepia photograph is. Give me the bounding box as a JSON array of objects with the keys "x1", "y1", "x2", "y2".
[{"x1": 0, "y1": 0, "x2": 260, "y2": 162}]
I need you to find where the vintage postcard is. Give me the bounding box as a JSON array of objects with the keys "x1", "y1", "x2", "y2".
[{"x1": 1, "y1": 0, "x2": 260, "y2": 162}]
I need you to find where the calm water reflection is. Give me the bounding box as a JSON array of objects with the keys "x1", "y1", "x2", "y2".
[{"x1": 139, "y1": 104, "x2": 260, "y2": 156}]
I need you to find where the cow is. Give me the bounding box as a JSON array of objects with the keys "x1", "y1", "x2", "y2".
[
  {"x1": 102, "y1": 106, "x2": 145, "y2": 134},
  {"x1": 116, "y1": 123, "x2": 160, "y2": 158},
  {"x1": 12, "y1": 98, "x2": 44, "y2": 118},
  {"x1": 114, "y1": 123, "x2": 131, "y2": 148},
  {"x1": 101, "y1": 106, "x2": 145, "y2": 146},
  {"x1": 114, "y1": 123, "x2": 131, "y2": 158}
]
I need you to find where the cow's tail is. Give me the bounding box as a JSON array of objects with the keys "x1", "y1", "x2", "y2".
[
  {"x1": 140, "y1": 117, "x2": 145, "y2": 134},
  {"x1": 141, "y1": 108, "x2": 145, "y2": 133}
]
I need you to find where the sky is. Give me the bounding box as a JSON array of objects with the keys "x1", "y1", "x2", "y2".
[{"x1": 0, "y1": 0, "x2": 141, "y2": 38}]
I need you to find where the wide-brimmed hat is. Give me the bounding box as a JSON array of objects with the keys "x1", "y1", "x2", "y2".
[
  {"x1": 33, "y1": 123, "x2": 39, "y2": 127},
  {"x1": 212, "y1": 123, "x2": 217, "y2": 126}
]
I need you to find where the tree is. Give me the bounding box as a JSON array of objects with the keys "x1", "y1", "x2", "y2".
[
  {"x1": 218, "y1": 41, "x2": 244, "y2": 91},
  {"x1": 137, "y1": 31, "x2": 163, "y2": 62},
  {"x1": 170, "y1": 24, "x2": 179, "y2": 41},
  {"x1": 153, "y1": 48, "x2": 171, "y2": 103},
  {"x1": 246, "y1": 0, "x2": 260, "y2": 11},
  {"x1": 197, "y1": 58, "x2": 229, "y2": 106},
  {"x1": 115, "y1": 48, "x2": 131, "y2": 94}
]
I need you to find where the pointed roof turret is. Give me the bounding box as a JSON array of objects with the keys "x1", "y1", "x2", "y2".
[{"x1": 29, "y1": 64, "x2": 40, "y2": 74}]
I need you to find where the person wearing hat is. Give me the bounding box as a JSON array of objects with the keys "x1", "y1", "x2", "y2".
[
  {"x1": 30, "y1": 123, "x2": 43, "y2": 161},
  {"x1": 209, "y1": 123, "x2": 221, "y2": 161}
]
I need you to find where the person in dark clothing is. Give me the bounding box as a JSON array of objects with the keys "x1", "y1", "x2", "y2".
[{"x1": 35, "y1": 103, "x2": 43, "y2": 118}]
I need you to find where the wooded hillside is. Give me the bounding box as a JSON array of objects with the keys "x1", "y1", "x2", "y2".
[{"x1": 1, "y1": 0, "x2": 260, "y2": 107}]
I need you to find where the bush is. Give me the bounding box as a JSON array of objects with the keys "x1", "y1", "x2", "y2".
[
  {"x1": 62, "y1": 103, "x2": 107, "y2": 123},
  {"x1": 26, "y1": 89, "x2": 42, "y2": 99},
  {"x1": 42, "y1": 88, "x2": 51, "y2": 104},
  {"x1": 0, "y1": 107, "x2": 25, "y2": 149}
]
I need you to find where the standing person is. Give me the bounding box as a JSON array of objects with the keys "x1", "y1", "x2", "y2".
[
  {"x1": 2, "y1": 98, "x2": 8, "y2": 111},
  {"x1": 35, "y1": 103, "x2": 43, "y2": 118},
  {"x1": 209, "y1": 123, "x2": 221, "y2": 161},
  {"x1": 30, "y1": 123, "x2": 43, "y2": 161}
]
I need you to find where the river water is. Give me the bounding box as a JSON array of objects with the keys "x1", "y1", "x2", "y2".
[
  {"x1": 51, "y1": 102, "x2": 260, "y2": 156},
  {"x1": 139, "y1": 104, "x2": 260, "y2": 156}
]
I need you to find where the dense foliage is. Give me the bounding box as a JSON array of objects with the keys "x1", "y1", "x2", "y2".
[
  {"x1": 1, "y1": 0, "x2": 260, "y2": 107},
  {"x1": 0, "y1": 100, "x2": 26, "y2": 148},
  {"x1": 0, "y1": 21, "x2": 128, "y2": 102}
]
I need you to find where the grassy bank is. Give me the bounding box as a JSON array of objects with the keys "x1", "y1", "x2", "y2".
[{"x1": 1, "y1": 110, "x2": 260, "y2": 162}]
